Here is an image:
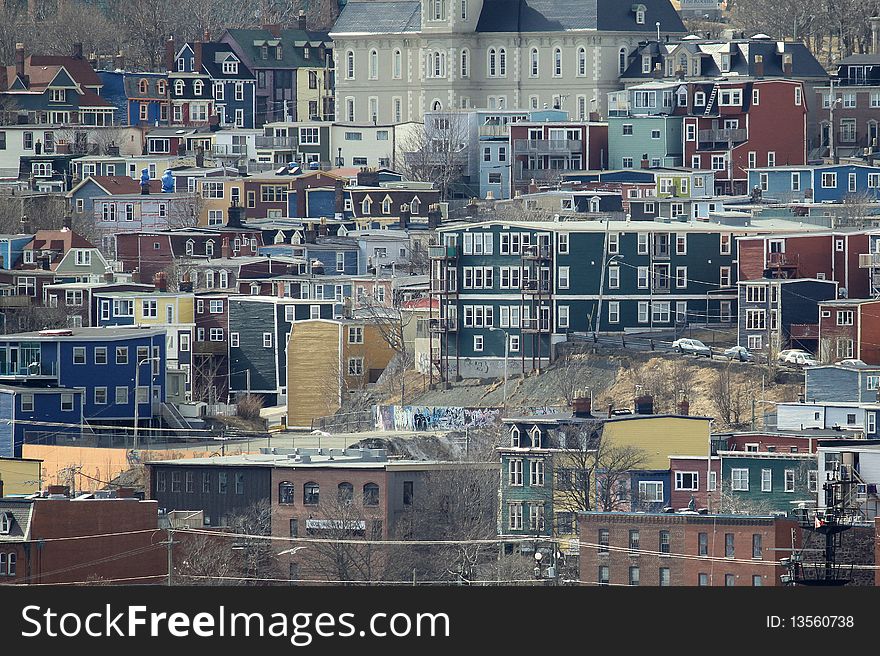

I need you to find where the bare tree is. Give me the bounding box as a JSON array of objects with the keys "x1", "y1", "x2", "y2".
[
  {"x1": 399, "y1": 113, "x2": 469, "y2": 202},
  {"x1": 711, "y1": 364, "x2": 757, "y2": 429}
]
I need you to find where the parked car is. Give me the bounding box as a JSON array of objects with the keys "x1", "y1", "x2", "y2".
[
  {"x1": 672, "y1": 338, "x2": 712, "y2": 357},
  {"x1": 777, "y1": 349, "x2": 809, "y2": 363},
  {"x1": 836, "y1": 359, "x2": 867, "y2": 367},
  {"x1": 723, "y1": 345, "x2": 754, "y2": 362},
  {"x1": 780, "y1": 351, "x2": 818, "y2": 366}
]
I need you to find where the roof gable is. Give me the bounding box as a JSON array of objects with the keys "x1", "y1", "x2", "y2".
[{"x1": 48, "y1": 67, "x2": 77, "y2": 89}]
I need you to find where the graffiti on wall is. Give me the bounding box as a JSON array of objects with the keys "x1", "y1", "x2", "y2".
[{"x1": 375, "y1": 405, "x2": 502, "y2": 431}]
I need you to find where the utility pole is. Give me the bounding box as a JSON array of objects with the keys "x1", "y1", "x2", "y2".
[{"x1": 167, "y1": 527, "x2": 174, "y2": 586}]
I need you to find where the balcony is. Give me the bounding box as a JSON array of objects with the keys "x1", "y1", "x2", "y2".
[
  {"x1": 521, "y1": 318, "x2": 550, "y2": 333},
  {"x1": 429, "y1": 318, "x2": 457, "y2": 332},
  {"x1": 479, "y1": 125, "x2": 511, "y2": 138},
  {"x1": 522, "y1": 280, "x2": 552, "y2": 295},
  {"x1": 0, "y1": 295, "x2": 33, "y2": 308},
  {"x1": 430, "y1": 278, "x2": 457, "y2": 294},
  {"x1": 193, "y1": 341, "x2": 227, "y2": 355},
  {"x1": 860, "y1": 253, "x2": 880, "y2": 268},
  {"x1": 522, "y1": 244, "x2": 552, "y2": 261},
  {"x1": 255, "y1": 136, "x2": 297, "y2": 149},
  {"x1": 429, "y1": 245, "x2": 458, "y2": 260},
  {"x1": 514, "y1": 139, "x2": 582, "y2": 155},
  {"x1": 212, "y1": 144, "x2": 247, "y2": 156},
  {"x1": 697, "y1": 128, "x2": 747, "y2": 148},
  {"x1": 790, "y1": 323, "x2": 820, "y2": 340},
  {"x1": 0, "y1": 361, "x2": 56, "y2": 378}
]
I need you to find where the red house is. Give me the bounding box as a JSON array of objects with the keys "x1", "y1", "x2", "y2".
[
  {"x1": 668, "y1": 456, "x2": 720, "y2": 510},
  {"x1": 818, "y1": 298, "x2": 880, "y2": 364},
  {"x1": 683, "y1": 78, "x2": 807, "y2": 194},
  {"x1": 737, "y1": 230, "x2": 869, "y2": 299}
]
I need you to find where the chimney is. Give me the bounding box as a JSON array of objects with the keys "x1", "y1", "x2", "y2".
[
  {"x1": 61, "y1": 215, "x2": 72, "y2": 230},
  {"x1": 399, "y1": 204, "x2": 411, "y2": 228},
  {"x1": 203, "y1": 29, "x2": 210, "y2": 42},
  {"x1": 72, "y1": 42, "x2": 83, "y2": 59},
  {"x1": 295, "y1": 178, "x2": 307, "y2": 217},
  {"x1": 131, "y1": 269, "x2": 141, "y2": 284},
  {"x1": 640, "y1": 154, "x2": 650, "y2": 169},
  {"x1": 179, "y1": 280, "x2": 193, "y2": 293},
  {"x1": 753, "y1": 54, "x2": 764, "y2": 79},
  {"x1": 871, "y1": 17, "x2": 880, "y2": 54},
  {"x1": 318, "y1": 222, "x2": 329, "y2": 237},
  {"x1": 116, "y1": 487, "x2": 135, "y2": 498},
  {"x1": 165, "y1": 36, "x2": 175, "y2": 72},
  {"x1": 652, "y1": 62, "x2": 663, "y2": 79},
  {"x1": 103, "y1": 270, "x2": 114, "y2": 283},
  {"x1": 678, "y1": 399, "x2": 690, "y2": 416},
  {"x1": 141, "y1": 177, "x2": 151, "y2": 195},
  {"x1": 195, "y1": 146, "x2": 205, "y2": 168},
  {"x1": 334, "y1": 178, "x2": 345, "y2": 214},
  {"x1": 263, "y1": 24, "x2": 282, "y2": 38},
  {"x1": 572, "y1": 396, "x2": 592, "y2": 418},
  {"x1": 427, "y1": 204, "x2": 441, "y2": 229},
  {"x1": 48, "y1": 484, "x2": 69, "y2": 497},
  {"x1": 303, "y1": 224, "x2": 317, "y2": 243},
  {"x1": 227, "y1": 200, "x2": 245, "y2": 228},
  {"x1": 19, "y1": 215, "x2": 31, "y2": 234},
  {"x1": 465, "y1": 198, "x2": 479, "y2": 220},
  {"x1": 221, "y1": 236, "x2": 231, "y2": 259},
  {"x1": 782, "y1": 53, "x2": 792, "y2": 78},
  {"x1": 298, "y1": 10, "x2": 307, "y2": 31},
  {"x1": 15, "y1": 43, "x2": 25, "y2": 81},
  {"x1": 115, "y1": 51, "x2": 124, "y2": 70},
  {"x1": 154, "y1": 271, "x2": 168, "y2": 292},
  {"x1": 634, "y1": 394, "x2": 654, "y2": 415},
  {"x1": 194, "y1": 42, "x2": 203, "y2": 73}
]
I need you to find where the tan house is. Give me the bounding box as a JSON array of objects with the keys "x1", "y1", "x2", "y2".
[{"x1": 287, "y1": 318, "x2": 396, "y2": 426}]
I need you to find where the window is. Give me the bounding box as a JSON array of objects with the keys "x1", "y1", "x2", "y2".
[
  {"x1": 725, "y1": 533, "x2": 735, "y2": 558},
  {"x1": 785, "y1": 469, "x2": 795, "y2": 492},
  {"x1": 473, "y1": 335, "x2": 483, "y2": 352},
  {"x1": 553, "y1": 48, "x2": 562, "y2": 77},
  {"x1": 279, "y1": 481, "x2": 294, "y2": 504},
  {"x1": 732, "y1": 468, "x2": 749, "y2": 491},
  {"x1": 508, "y1": 502, "x2": 523, "y2": 530},
  {"x1": 598, "y1": 529, "x2": 609, "y2": 554},
  {"x1": 218, "y1": 472, "x2": 227, "y2": 494},
  {"x1": 629, "y1": 566, "x2": 640, "y2": 586},
  {"x1": 115, "y1": 346, "x2": 129, "y2": 365},
  {"x1": 303, "y1": 482, "x2": 319, "y2": 505},
  {"x1": 347, "y1": 357, "x2": 364, "y2": 376},
  {"x1": 675, "y1": 471, "x2": 698, "y2": 491},
  {"x1": 822, "y1": 172, "x2": 837, "y2": 188},
  {"x1": 529, "y1": 459, "x2": 545, "y2": 486},
  {"x1": 639, "y1": 480, "x2": 663, "y2": 503},
  {"x1": 403, "y1": 481, "x2": 414, "y2": 506},
  {"x1": 698, "y1": 532, "x2": 708, "y2": 556},
  {"x1": 345, "y1": 51, "x2": 355, "y2": 79},
  {"x1": 629, "y1": 529, "x2": 640, "y2": 552},
  {"x1": 363, "y1": 483, "x2": 379, "y2": 506},
  {"x1": 761, "y1": 469, "x2": 772, "y2": 492}
]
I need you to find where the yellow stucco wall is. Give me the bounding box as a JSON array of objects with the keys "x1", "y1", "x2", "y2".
[
  {"x1": 0, "y1": 457, "x2": 42, "y2": 495},
  {"x1": 601, "y1": 416, "x2": 711, "y2": 470}
]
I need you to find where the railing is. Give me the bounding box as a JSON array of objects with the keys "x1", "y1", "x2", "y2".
[
  {"x1": 429, "y1": 245, "x2": 457, "y2": 259},
  {"x1": 521, "y1": 318, "x2": 550, "y2": 332},
  {"x1": 0, "y1": 362, "x2": 56, "y2": 377},
  {"x1": 859, "y1": 253, "x2": 880, "y2": 268},
  {"x1": 790, "y1": 323, "x2": 820, "y2": 339},
  {"x1": 513, "y1": 139, "x2": 582, "y2": 154},
  {"x1": 767, "y1": 252, "x2": 799, "y2": 268},
  {"x1": 256, "y1": 136, "x2": 297, "y2": 149},
  {"x1": 311, "y1": 409, "x2": 374, "y2": 433},
  {"x1": 479, "y1": 125, "x2": 511, "y2": 138},
  {"x1": 523, "y1": 245, "x2": 552, "y2": 260},
  {"x1": 698, "y1": 128, "x2": 747, "y2": 144},
  {"x1": 522, "y1": 280, "x2": 551, "y2": 294},
  {"x1": 429, "y1": 318, "x2": 457, "y2": 332},
  {"x1": 212, "y1": 144, "x2": 248, "y2": 156},
  {"x1": 0, "y1": 295, "x2": 33, "y2": 308}
]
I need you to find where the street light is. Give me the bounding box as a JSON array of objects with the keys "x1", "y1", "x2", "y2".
[
  {"x1": 488, "y1": 326, "x2": 509, "y2": 406},
  {"x1": 133, "y1": 356, "x2": 161, "y2": 451}
]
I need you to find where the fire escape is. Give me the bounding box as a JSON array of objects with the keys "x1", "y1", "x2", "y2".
[
  {"x1": 783, "y1": 460, "x2": 879, "y2": 586},
  {"x1": 521, "y1": 238, "x2": 552, "y2": 373},
  {"x1": 429, "y1": 240, "x2": 459, "y2": 385},
  {"x1": 858, "y1": 251, "x2": 880, "y2": 298}
]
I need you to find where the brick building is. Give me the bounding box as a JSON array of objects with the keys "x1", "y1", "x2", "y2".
[
  {"x1": 0, "y1": 487, "x2": 164, "y2": 585},
  {"x1": 578, "y1": 511, "x2": 799, "y2": 586}
]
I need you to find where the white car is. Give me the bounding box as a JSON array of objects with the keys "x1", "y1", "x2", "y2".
[
  {"x1": 783, "y1": 352, "x2": 818, "y2": 367},
  {"x1": 671, "y1": 338, "x2": 712, "y2": 357},
  {"x1": 776, "y1": 349, "x2": 809, "y2": 363}
]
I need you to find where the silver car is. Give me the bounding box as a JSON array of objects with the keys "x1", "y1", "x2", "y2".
[
  {"x1": 672, "y1": 338, "x2": 712, "y2": 357},
  {"x1": 723, "y1": 345, "x2": 754, "y2": 362}
]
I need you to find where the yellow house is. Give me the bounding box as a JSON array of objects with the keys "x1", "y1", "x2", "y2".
[
  {"x1": 296, "y1": 67, "x2": 333, "y2": 121},
  {"x1": 601, "y1": 415, "x2": 712, "y2": 470},
  {"x1": 287, "y1": 319, "x2": 396, "y2": 427},
  {"x1": 195, "y1": 177, "x2": 246, "y2": 227},
  {"x1": 0, "y1": 456, "x2": 42, "y2": 495}
]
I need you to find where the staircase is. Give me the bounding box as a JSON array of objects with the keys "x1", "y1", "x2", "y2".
[
  {"x1": 703, "y1": 85, "x2": 718, "y2": 116},
  {"x1": 160, "y1": 402, "x2": 205, "y2": 431}
]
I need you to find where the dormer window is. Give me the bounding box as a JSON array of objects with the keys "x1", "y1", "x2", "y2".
[
  {"x1": 174, "y1": 79, "x2": 185, "y2": 96},
  {"x1": 222, "y1": 60, "x2": 238, "y2": 75},
  {"x1": 276, "y1": 45, "x2": 283, "y2": 61},
  {"x1": 642, "y1": 55, "x2": 652, "y2": 74},
  {"x1": 721, "y1": 53, "x2": 731, "y2": 72},
  {"x1": 361, "y1": 196, "x2": 372, "y2": 214},
  {"x1": 510, "y1": 425, "x2": 520, "y2": 447},
  {"x1": 193, "y1": 79, "x2": 204, "y2": 95},
  {"x1": 177, "y1": 57, "x2": 185, "y2": 71},
  {"x1": 410, "y1": 197, "x2": 420, "y2": 214},
  {"x1": 303, "y1": 47, "x2": 310, "y2": 59},
  {"x1": 157, "y1": 80, "x2": 166, "y2": 95},
  {"x1": 0, "y1": 512, "x2": 11, "y2": 534},
  {"x1": 633, "y1": 3, "x2": 646, "y2": 24},
  {"x1": 50, "y1": 88, "x2": 64, "y2": 103},
  {"x1": 528, "y1": 426, "x2": 542, "y2": 448},
  {"x1": 185, "y1": 239, "x2": 194, "y2": 255},
  {"x1": 261, "y1": 45, "x2": 268, "y2": 60}
]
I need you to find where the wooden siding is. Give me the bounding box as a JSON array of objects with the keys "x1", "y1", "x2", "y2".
[{"x1": 287, "y1": 321, "x2": 341, "y2": 427}]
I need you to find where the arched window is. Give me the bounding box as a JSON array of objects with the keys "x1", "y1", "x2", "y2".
[
  {"x1": 498, "y1": 47, "x2": 506, "y2": 76},
  {"x1": 619, "y1": 47, "x2": 628, "y2": 75},
  {"x1": 219, "y1": 270, "x2": 228, "y2": 288},
  {"x1": 304, "y1": 482, "x2": 319, "y2": 505},
  {"x1": 678, "y1": 53, "x2": 687, "y2": 74},
  {"x1": 185, "y1": 239, "x2": 194, "y2": 255},
  {"x1": 361, "y1": 196, "x2": 372, "y2": 214},
  {"x1": 577, "y1": 47, "x2": 587, "y2": 76},
  {"x1": 487, "y1": 48, "x2": 497, "y2": 77},
  {"x1": 345, "y1": 50, "x2": 355, "y2": 79},
  {"x1": 205, "y1": 240, "x2": 214, "y2": 257},
  {"x1": 460, "y1": 48, "x2": 469, "y2": 78},
  {"x1": 510, "y1": 425, "x2": 520, "y2": 446},
  {"x1": 382, "y1": 196, "x2": 392, "y2": 214},
  {"x1": 410, "y1": 197, "x2": 420, "y2": 214},
  {"x1": 528, "y1": 426, "x2": 542, "y2": 448},
  {"x1": 338, "y1": 482, "x2": 354, "y2": 505},
  {"x1": 174, "y1": 79, "x2": 185, "y2": 96},
  {"x1": 553, "y1": 47, "x2": 562, "y2": 77},
  {"x1": 279, "y1": 481, "x2": 294, "y2": 504},
  {"x1": 589, "y1": 197, "x2": 601, "y2": 212},
  {"x1": 432, "y1": 99, "x2": 442, "y2": 111},
  {"x1": 530, "y1": 47, "x2": 539, "y2": 77},
  {"x1": 368, "y1": 49, "x2": 378, "y2": 79},
  {"x1": 431, "y1": 0, "x2": 444, "y2": 20},
  {"x1": 392, "y1": 49, "x2": 402, "y2": 79},
  {"x1": 363, "y1": 483, "x2": 379, "y2": 506},
  {"x1": 139, "y1": 79, "x2": 148, "y2": 95},
  {"x1": 193, "y1": 79, "x2": 203, "y2": 95}
]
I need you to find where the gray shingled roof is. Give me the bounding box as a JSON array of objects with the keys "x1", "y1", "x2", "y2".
[
  {"x1": 0, "y1": 502, "x2": 32, "y2": 542},
  {"x1": 476, "y1": 0, "x2": 684, "y2": 33},
  {"x1": 331, "y1": 1, "x2": 421, "y2": 34}
]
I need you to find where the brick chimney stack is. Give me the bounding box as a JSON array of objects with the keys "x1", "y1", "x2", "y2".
[
  {"x1": 298, "y1": 10, "x2": 307, "y2": 31},
  {"x1": 194, "y1": 42, "x2": 203, "y2": 73},
  {"x1": 15, "y1": 43, "x2": 25, "y2": 81},
  {"x1": 165, "y1": 37, "x2": 175, "y2": 72},
  {"x1": 753, "y1": 54, "x2": 764, "y2": 79},
  {"x1": 72, "y1": 42, "x2": 83, "y2": 59},
  {"x1": 153, "y1": 271, "x2": 168, "y2": 292}
]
